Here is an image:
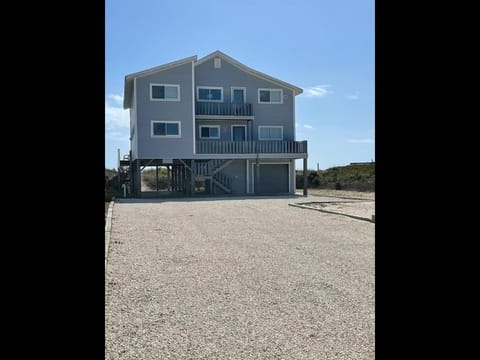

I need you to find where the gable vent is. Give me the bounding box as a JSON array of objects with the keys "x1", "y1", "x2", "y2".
[{"x1": 214, "y1": 57, "x2": 221, "y2": 69}]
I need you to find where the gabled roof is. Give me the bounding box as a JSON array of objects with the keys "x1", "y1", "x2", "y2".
[
  {"x1": 195, "y1": 50, "x2": 303, "y2": 96},
  {"x1": 123, "y1": 51, "x2": 303, "y2": 109},
  {"x1": 123, "y1": 55, "x2": 197, "y2": 109}
]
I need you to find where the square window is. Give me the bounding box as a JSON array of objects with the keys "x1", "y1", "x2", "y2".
[
  {"x1": 152, "y1": 121, "x2": 180, "y2": 137},
  {"x1": 259, "y1": 90, "x2": 270, "y2": 102},
  {"x1": 164, "y1": 86, "x2": 178, "y2": 99},
  {"x1": 201, "y1": 127, "x2": 210, "y2": 138},
  {"x1": 166, "y1": 123, "x2": 179, "y2": 135},
  {"x1": 151, "y1": 84, "x2": 179, "y2": 100},
  {"x1": 153, "y1": 122, "x2": 166, "y2": 136},
  {"x1": 210, "y1": 89, "x2": 221, "y2": 100},
  {"x1": 200, "y1": 126, "x2": 220, "y2": 139},
  {"x1": 197, "y1": 87, "x2": 223, "y2": 102},
  {"x1": 259, "y1": 127, "x2": 269, "y2": 139},
  {"x1": 199, "y1": 88, "x2": 210, "y2": 100},
  {"x1": 259, "y1": 126, "x2": 283, "y2": 140},
  {"x1": 152, "y1": 86, "x2": 165, "y2": 99},
  {"x1": 270, "y1": 91, "x2": 281, "y2": 102},
  {"x1": 259, "y1": 89, "x2": 282, "y2": 103}
]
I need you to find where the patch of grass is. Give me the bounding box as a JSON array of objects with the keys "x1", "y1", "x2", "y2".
[
  {"x1": 141, "y1": 167, "x2": 170, "y2": 190},
  {"x1": 105, "y1": 191, "x2": 121, "y2": 202}
]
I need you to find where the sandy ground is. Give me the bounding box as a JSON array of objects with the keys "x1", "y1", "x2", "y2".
[
  {"x1": 293, "y1": 190, "x2": 375, "y2": 220},
  {"x1": 302, "y1": 189, "x2": 375, "y2": 201},
  {"x1": 293, "y1": 200, "x2": 375, "y2": 221},
  {"x1": 106, "y1": 195, "x2": 375, "y2": 359}
]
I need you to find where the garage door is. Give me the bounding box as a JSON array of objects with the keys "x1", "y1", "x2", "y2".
[{"x1": 255, "y1": 164, "x2": 289, "y2": 194}]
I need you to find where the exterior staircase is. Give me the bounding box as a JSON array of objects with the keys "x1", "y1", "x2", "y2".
[{"x1": 194, "y1": 159, "x2": 233, "y2": 193}]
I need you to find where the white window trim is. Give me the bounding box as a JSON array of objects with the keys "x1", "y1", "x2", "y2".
[
  {"x1": 230, "y1": 87, "x2": 247, "y2": 104},
  {"x1": 231, "y1": 124, "x2": 247, "y2": 141},
  {"x1": 199, "y1": 125, "x2": 221, "y2": 139},
  {"x1": 150, "y1": 83, "x2": 181, "y2": 101},
  {"x1": 258, "y1": 88, "x2": 283, "y2": 104},
  {"x1": 258, "y1": 126, "x2": 284, "y2": 140},
  {"x1": 196, "y1": 86, "x2": 224, "y2": 102},
  {"x1": 151, "y1": 121, "x2": 182, "y2": 138}
]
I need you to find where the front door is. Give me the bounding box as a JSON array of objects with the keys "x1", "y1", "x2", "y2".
[
  {"x1": 232, "y1": 89, "x2": 245, "y2": 104},
  {"x1": 232, "y1": 126, "x2": 246, "y2": 141}
]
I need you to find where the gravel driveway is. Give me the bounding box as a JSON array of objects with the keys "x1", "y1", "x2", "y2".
[{"x1": 105, "y1": 195, "x2": 375, "y2": 359}]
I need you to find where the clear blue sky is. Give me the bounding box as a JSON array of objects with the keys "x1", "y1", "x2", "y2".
[{"x1": 106, "y1": 0, "x2": 374, "y2": 170}]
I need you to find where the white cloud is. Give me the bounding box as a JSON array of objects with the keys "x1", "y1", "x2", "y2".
[
  {"x1": 346, "y1": 94, "x2": 359, "y2": 100},
  {"x1": 303, "y1": 85, "x2": 331, "y2": 98},
  {"x1": 303, "y1": 124, "x2": 313, "y2": 129},
  {"x1": 105, "y1": 94, "x2": 130, "y2": 143},
  {"x1": 107, "y1": 94, "x2": 123, "y2": 103},
  {"x1": 347, "y1": 138, "x2": 374, "y2": 144},
  {"x1": 106, "y1": 130, "x2": 129, "y2": 141},
  {"x1": 105, "y1": 98, "x2": 129, "y2": 130}
]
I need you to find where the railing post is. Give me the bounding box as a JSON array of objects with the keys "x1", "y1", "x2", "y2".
[{"x1": 303, "y1": 157, "x2": 308, "y2": 196}]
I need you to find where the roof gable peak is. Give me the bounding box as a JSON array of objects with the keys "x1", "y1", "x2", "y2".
[{"x1": 195, "y1": 50, "x2": 302, "y2": 95}]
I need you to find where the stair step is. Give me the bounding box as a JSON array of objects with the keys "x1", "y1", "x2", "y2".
[{"x1": 212, "y1": 178, "x2": 231, "y2": 193}]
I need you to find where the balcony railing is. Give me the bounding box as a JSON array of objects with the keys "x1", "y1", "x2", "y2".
[
  {"x1": 196, "y1": 140, "x2": 307, "y2": 154},
  {"x1": 195, "y1": 102, "x2": 253, "y2": 116}
]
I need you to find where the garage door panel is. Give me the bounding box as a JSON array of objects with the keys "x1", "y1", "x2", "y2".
[{"x1": 255, "y1": 164, "x2": 289, "y2": 194}]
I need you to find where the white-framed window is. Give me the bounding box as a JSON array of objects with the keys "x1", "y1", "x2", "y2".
[
  {"x1": 197, "y1": 86, "x2": 223, "y2": 102},
  {"x1": 258, "y1": 88, "x2": 283, "y2": 104},
  {"x1": 150, "y1": 84, "x2": 180, "y2": 101},
  {"x1": 199, "y1": 125, "x2": 220, "y2": 139},
  {"x1": 258, "y1": 126, "x2": 283, "y2": 140},
  {"x1": 214, "y1": 57, "x2": 221, "y2": 68},
  {"x1": 151, "y1": 121, "x2": 181, "y2": 138},
  {"x1": 231, "y1": 87, "x2": 246, "y2": 104}
]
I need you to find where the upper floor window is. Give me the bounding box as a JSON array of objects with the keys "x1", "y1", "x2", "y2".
[
  {"x1": 150, "y1": 84, "x2": 180, "y2": 101},
  {"x1": 199, "y1": 125, "x2": 220, "y2": 139},
  {"x1": 258, "y1": 88, "x2": 283, "y2": 104},
  {"x1": 197, "y1": 86, "x2": 223, "y2": 102},
  {"x1": 258, "y1": 126, "x2": 283, "y2": 140},
  {"x1": 151, "y1": 121, "x2": 181, "y2": 138}
]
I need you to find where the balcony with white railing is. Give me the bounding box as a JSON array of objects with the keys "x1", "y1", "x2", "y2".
[
  {"x1": 195, "y1": 102, "x2": 253, "y2": 118},
  {"x1": 195, "y1": 140, "x2": 307, "y2": 155}
]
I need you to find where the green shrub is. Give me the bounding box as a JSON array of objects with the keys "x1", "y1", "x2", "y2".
[
  {"x1": 105, "y1": 191, "x2": 121, "y2": 202},
  {"x1": 296, "y1": 163, "x2": 375, "y2": 191},
  {"x1": 141, "y1": 168, "x2": 170, "y2": 190}
]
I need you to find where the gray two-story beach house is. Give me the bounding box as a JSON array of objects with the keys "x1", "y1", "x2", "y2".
[{"x1": 122, "y1": 50, "x2": 308, "y2": 196}]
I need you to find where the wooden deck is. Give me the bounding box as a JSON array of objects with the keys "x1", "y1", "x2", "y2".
[{"x1": 196, "y1": 140, "x2": 307, "y2": 154}]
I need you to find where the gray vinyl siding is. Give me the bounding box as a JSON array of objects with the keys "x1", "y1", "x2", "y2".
[
  {"x1": 218, "y1": 159, "x2": 247, "y2": 194},
  {"x1": 130, "y1": 80, "x2": 138, "y2": 160},
  {"x1": 196, "y1": 120, "x2": 250, "y2": 141},
  {"x1": 195, "y1": 58, "x2": 295, "y2": 141},
  {"x1": 135, "y1": 62, "x2": 194, "y2": 159}
]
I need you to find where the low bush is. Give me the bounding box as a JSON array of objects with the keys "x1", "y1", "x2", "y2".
[{"x1": 296, "y1": 163, "x2": 375, "y2": 192}]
